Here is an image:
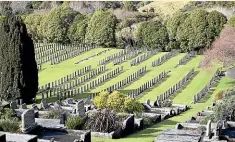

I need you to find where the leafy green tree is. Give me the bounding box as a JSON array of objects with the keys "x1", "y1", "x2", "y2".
[
  {"x1": 167, "y1": 9, "x2": 226, "y2": 52},
  {"x1": 0, "y1": 16, "x2": 38, "y2": 103},
  {"x1": 93, "y1": 91, "x2": 109, "y2": 109},
  {"x1": 85, "y1": 10, "x2": 117, "y2": 47},
  {"x1": 135, "y1": 20, "x2": 169, "y2": 50},
  {"x1": 38, "y1": 3, "x2": 79, "y2": 43},
  {"x1": 166, "y1": 12, "x2": 188, "y2": 50},
  {"x1": 23, "y1": 14, "x2": 43, "y2": 41},
  {"x1": 68, "y1": 14, "x2": 90, "y2": 43},
  {"x1": 228, "y1": 15, "x2": 235, "y2": 27}
]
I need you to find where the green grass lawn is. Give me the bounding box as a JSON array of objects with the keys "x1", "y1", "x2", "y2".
[{"x1": 36, "y1": 48, "x2": 235, "y2": 142}]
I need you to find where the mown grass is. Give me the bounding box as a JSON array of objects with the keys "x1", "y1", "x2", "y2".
[{"x1": 36, "y1": 47, "x2": 235, "y2": 142}]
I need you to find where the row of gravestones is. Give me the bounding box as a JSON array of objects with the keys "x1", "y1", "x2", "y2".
[
  {"x1": 35, "y1": 44, "x2": 66, "y2": 59},
  {"x1": 113, "y1": 50, "x2": 143, "y2": 65},
  {"x1": 37, "y1": 44, "x2": 97, "y2": 65},
  {"x1": 50, "y1": 46, "x2": 93, "y2": 65},
  {"x1": 38, "y1": 65, "x2": 92, "y2": 93},
  {"x1": 35, "y1": 44, "x2": 78, "y2": 61},
  {"x1": 127, "y1": 70, "x2": 168, "y2": 98},
  {"x1": 130, "y1": 48, "x2": 159, "y2": 66},
  {"x1": 40, "y1": 66, "x2": 124, "y2": 101},
  {"x1": 75, "y1": 49, "x2": 112, "y2": 64},
  {"x1": 193, "y1": 68, "x2": 221, "y2": 104},
  {"x1": 178, "y1": 51, "x2": 196, "y2": 65},
  {"x1": 34, "y1": 42, "x2": 94, "y2": 54},
  {"x1": 155, "y1": 68, "x2": 195, "y2": 104},
  {"x1": 51, "y1": 65, "x2": 107, "y2": 92},
  {"x1": 152, "y1": 49, "x2": 180, "y2": 67},
  {"x1": 98, "y1": 49, "x2": 127, "y2": 65},
  {"x1": 37, "y1": 64, "x2": 42, "y2": 72},
  {"x1": 100, "y1": 66, "x2": 147, "y2": 96}
]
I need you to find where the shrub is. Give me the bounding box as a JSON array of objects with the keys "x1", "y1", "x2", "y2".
[
  {"x1": 41, "y1": 109, "x2": 63, "y2": 119},
  {"x1": 106, "y1": 91, "x2": 126, "y2": 112},
  {"x1": 0, "y1": 119, "x2": 20, "y2": 132},
  {"x1": 93, "y1": 91, "x2": 143, "y2": 113},
  {"x1": 65, "y1": 116, "x2": 83, "y2": 130},
  {"x1": 93, "y1": 91, "x2": 109, "y2": 109},
  {"x1": 214, "y1": 90, "x2": 224, "y2": 101},
  {"x1": 85, "y1": 109, "x2": 120, "y2": 133},
  {"x1": 123, "y1": 97, "x2": 143, "y2": 113},
  {"x1": 0, "y1": 108, "x2": 15, "y2": 120}
]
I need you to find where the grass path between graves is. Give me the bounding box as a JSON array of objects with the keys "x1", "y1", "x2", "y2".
[
  {"x1": 137, "y1": 55, "x2": 200, "y2": 102},
  {"x1": 92, "y1": 76, "x2": 235, "y2": 142},
  {"x1": 38, "y1": 48, "x2": 120, "y2": 86}
]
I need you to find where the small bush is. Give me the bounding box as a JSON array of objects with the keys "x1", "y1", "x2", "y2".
[
  {"x1": 41, "y1": 109, "x2": 63, "y2": 119},
  {"x1": 0, "y1": 119, "x2": 20, "y2": 132},
  {"x1": 66, "y1": 116, "x2": 83, "y2": 130},
  {"x1": 214, "y1": 90, "x2": 224, "y2": 101},
  {"x1": 0, "y1": 107, "x2": 17, "y2": 120}
]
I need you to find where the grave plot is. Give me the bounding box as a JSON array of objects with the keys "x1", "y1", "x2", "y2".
[
  {"x1": 155, "y1": 68, "x2": 195, "y2": 103},
  {"x1": 90, "y1": 66, "x2": 148, "y2": 98},
  {"x1": 98, "y1": 49, "x2": 128, "y2": 65},
  {"x1": 130, "y1": 49, "x2": 160, "y2": 66},
  {"x1": 89, "y1": 66, "x2": 145, "y2": 93},
  {"x1": 138, "y1": 67, "x2": 193, "y2": 102},
  {"x1": 192, "y1": 68, "x2": 221, "y2": 104},
  {"x1": 174, "y1": 51, "x2": 196, "y2": 68},
  {"x1": 38, "y1": 48, "x2": 116, "y2": 86},
  {"x1": 113, "y1": 49, "x2": 143, "y2": 65},
  {"x1": 37, "y1": 65, "x2": 107, "y2": 99},
  {"x1": 36, "y1": 66, "x2": 124, "y2": 103},
  {"x1": 125, "y1": 71, "x2": 169, "y2": 98},
  {"x1": 151, "y1": 50, "x2": 180, "y2": 67},
  {"x1": 173, "y1": 67, "x2": 220, "y2": 105},
  {"x1": 35, "y1": 43, "x2": 98, "y2": 65}
]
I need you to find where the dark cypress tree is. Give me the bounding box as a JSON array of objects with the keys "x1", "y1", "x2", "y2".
[{"x1": 0, "y1": 15, "x2": 38, "y2": 103}]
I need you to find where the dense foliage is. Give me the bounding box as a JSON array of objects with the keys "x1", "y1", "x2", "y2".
[
  {"x1": 66, "y1": 116, "x2": 84, "y2": 130},
  {"x1": 68, "y1": 14, "x2": 90, "y2": 43},
  {"x1": 0, "y1": 16, "x2": 38, "y2": 103},
  {"x1": 0, "y1": 107, "x2": 20, "y2": 132},
  {"x1": 38, "y1": 3, "x2": 79, "y2": 43},
  {"x1": 85, "y1": 109, "x2": 121, "y2": 133},
  {"x1": 85, "y1": 10, "x2": 117, "y2": 47},
  {"x1": 201, "y1": 89, "x2": 235, "y2": 124},
  {"x1": 93, "y1": 91, "x2": 143, "y2": 113},
  {"x1": 22, "y1": 14, "x2": 42, "y2": 41},
  {"x1": 135, "y1": 20, "x2": 169, "y2": 50},
  {"x1": 167, "y1": 9, "x2": 226, "y2": 52}
]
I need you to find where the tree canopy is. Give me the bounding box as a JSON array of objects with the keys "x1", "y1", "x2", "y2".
[
  {"x1": 85, "y1": 10, "x2": 117, "y2": 47},
  {"x1": 135, "y1": 20, "x2": 169, "y2": 50},
  {"x1": 167, "y1": 9, "x2": 227, "y2": 52},
  {"x1": 0, "y1": 15, "x2": 38, "y2": 103},
  {"x1": 38, "y1": 3, "x2": 80, "y2": 43}
]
